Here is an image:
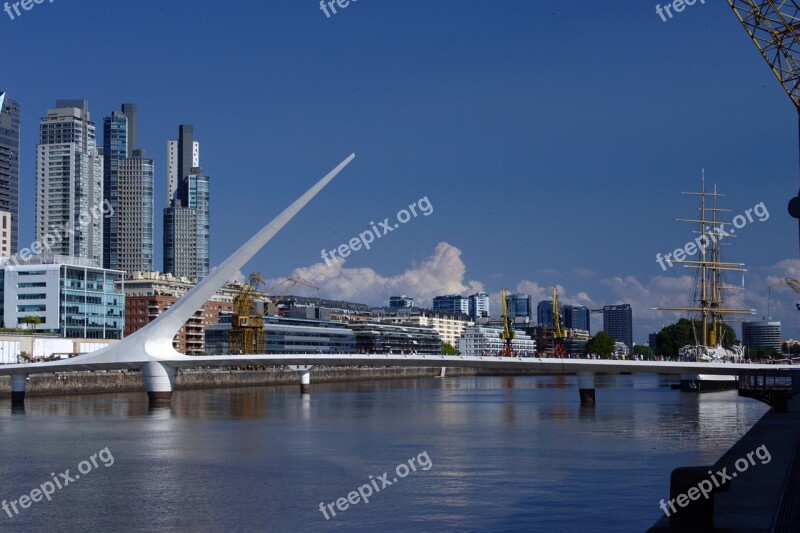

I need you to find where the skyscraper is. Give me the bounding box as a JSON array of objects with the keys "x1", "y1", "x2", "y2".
[
  {"x1": 506, "y1": 293, "x2": 531, "y2": 320},
  {"x1": 537, "y1": 300, "x2": 555, "y2": 327},
  {"x1": 163, "y1": 125, "x2": 209, "y2": 280},
  {"x1": 562, "y1": 304, "x2": 590, "y2": 332},
  {"x1": 603, "y1": 304, "x2": 633, "y2": 351},
  {"x1": 103, "y1": 104, "x2": 154, "y2": 273},
  {"x1": 36, "y1": 100, "x2": 103, "y2": 264},
  {"x1": 0, "y1": 92, "x2": 19, "y2": 255},
  {"x1": 468, "y1": 292, "x2": 489, "y2": 319}
]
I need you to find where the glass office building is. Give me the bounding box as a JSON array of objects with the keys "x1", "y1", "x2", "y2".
[{"x1": 0, "y1": 255, "x2": 124, "y2": 338}]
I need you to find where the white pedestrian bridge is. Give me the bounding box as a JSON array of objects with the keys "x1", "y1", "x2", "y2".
[{"x1": 1, "y1": 153, "x2": 795, "y2": 405}]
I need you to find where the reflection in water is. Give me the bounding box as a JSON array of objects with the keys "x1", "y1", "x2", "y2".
[{"x1": 0, "y1": 375, "x2": 770, "y2": 532}]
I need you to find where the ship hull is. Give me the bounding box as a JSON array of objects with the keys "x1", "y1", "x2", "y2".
[{"x1": 679, "y1": 373, "x2": 738, "y2": 393}]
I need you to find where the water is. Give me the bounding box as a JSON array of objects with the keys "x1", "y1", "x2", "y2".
[{"x1": 0, "y1": 374, "x2": 768, "y2": 532}]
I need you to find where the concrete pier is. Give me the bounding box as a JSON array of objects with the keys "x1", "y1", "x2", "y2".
[
  {"x1": 11, "y1": 374, "x2": 26, "y2": 406},
  {"x1": 649, "y1": 396, "x2": 800, "y2": 531},
  {"x1": 576, "y1": 371, "x2": 596, "y2": 404}
]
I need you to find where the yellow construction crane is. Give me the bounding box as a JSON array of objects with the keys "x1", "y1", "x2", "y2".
[
  {"x1": 229, "y1": 272, "x2": 267, "y2": 355},
  {"x1": 499, "y1": 288, "x2": 515, "y2": 356},
  {"x1": 227, "y1": 274, "x2": 320, "y2": 354},
  {"x1": 552, "y1": 286, "x2": 568, "y2": 357}
]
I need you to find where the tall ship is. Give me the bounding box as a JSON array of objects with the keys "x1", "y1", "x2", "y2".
[{"x1": 657, "y1": 173, "x2": 755, "y2": 392}]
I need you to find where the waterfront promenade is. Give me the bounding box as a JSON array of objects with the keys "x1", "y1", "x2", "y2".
[{"x1": 649, "y1": 396, "x2": 800, "y2": 531}]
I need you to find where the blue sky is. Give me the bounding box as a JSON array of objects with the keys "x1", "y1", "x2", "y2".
[{"x1": 3, "y1": 0, "x2": 800, "y2": 342}]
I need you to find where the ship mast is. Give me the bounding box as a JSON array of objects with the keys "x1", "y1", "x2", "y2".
[{"x1": 656, "y1": 172, "x2": 754, "y2": 347}]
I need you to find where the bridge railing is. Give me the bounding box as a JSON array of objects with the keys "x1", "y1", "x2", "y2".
[
  {"x1": 738, "y1": 370, "x2": 794, "y2": 411},
  {"x1": 738, "y1": 370, "x2": 794, "y2": 392}
]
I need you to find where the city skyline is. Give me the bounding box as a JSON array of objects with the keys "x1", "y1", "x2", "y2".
[{"x1": 3, "y1": 2, "x2": 800, "y2": 343}]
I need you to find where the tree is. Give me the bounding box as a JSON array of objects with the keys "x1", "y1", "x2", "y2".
[
  {"x1": 584, "y1": 332, "x2": 615, "y2": 359},
  {"x1": 442, "y1": 342, "x2": 460, "y2": 355},
  {"x1": 747, "y1": 346, "x2": 779, "y2": 359},
  {"x1": 633, "y1": 345, "x2": 653, "y2": 360},
  {"x1": 19, "y1": 316, "x2": 41, "y2": 329},
  {"x1": 656, "y1": 318, "x2": 738, "y2": 358}
]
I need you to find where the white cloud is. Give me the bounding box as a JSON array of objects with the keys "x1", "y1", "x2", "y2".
[{"x1": 280, "y1": 242, "x2": 483, "y2": 307}]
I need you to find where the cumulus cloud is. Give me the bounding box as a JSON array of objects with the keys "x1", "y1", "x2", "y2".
[{"x1": 277, "y1": 242, "x2": 483, "y2": 307}]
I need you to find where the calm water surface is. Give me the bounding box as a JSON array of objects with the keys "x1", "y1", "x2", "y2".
[{"x1": 0, "y1": 374, "x2": 768, "y2": 532}]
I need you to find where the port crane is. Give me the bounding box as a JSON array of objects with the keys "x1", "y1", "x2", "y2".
[
  {"x1": 228, "y1": 274, "x2": 320, "y2": 354},
  {"x1": 552, "y1": 287, "x2": 568, "y2": 357},
  {"x1": 499, "y1": 288, "x2": 515, "y2": 356},
  {"x1": 769, "y1": 277, "x2": 800, "y2": 311},
  {"x1": 727, "y1": 1, "x2": 800, "y2": 250}
]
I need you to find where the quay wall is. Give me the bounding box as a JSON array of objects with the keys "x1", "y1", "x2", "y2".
[{"x1": 0, "y1": 366, "x2": 558, "y2": 397}]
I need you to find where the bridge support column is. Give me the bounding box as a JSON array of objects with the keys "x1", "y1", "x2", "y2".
[
  {"x1": 300, "y1": 370, "x2": 311, "y2": 395},
  {"x1": 11, "y1": 374, "x2": 27, "y2": 406},
  {"x1": 577, "y1": 372, "x2": 596, "y2": 404},
  {"x1": 142, "y1": 362, "x2": 176, "y2": 403}
]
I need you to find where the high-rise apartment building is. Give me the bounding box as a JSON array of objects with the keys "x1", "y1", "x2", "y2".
[
  {"x1": 468, "y1": 292, "x2": 490, "y2": 319},
  {"x1": 163, "y1": 125, "x2": 209, "y2": 280},
  {"x1": 0, "y1": 92, "x2": 20, "y2": 255},
  {"x1": 103, "y1": 104, "x2": 154, "y2": 273},
  {"x1": 603, "y1": 304, "x2": 633, "y2": 351},
  {"x1": 36, "y1": 100, "x2": 103, "y2": 265}
]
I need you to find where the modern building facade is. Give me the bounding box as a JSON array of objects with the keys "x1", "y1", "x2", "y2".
[
  {"x1": 506, "y1": 293, "x2": 531, "y2": 321},
  {"x1": 36, "y1": 100, "x2": 103, "y2": 265},
  {"x1": 103, "y1": 104, "x2": 154, "y2": 273},
  {"x1": 205, "y1": 315, "x2": 357, "y2": 355},
  {"x1": 370, "y1": 306, "x2": 473, "y2": 346},
  {"x1": 0, "y1": 92, "x2": 19, "y2": 255},
  {"x1": 163, "y1": 125, "x2": 209, "y2": 281},
  {"x1": 742, "y1": 321, "x2": 782, "y2": 351},
  {"x1": 457, "y1": 325, "x2": 536, "y2": 357},
  {"x1": 348, "y1": 322, "x2": 442, "y2": 354},
  {"x1": 433, "y1": 294, "x2": 469, "y2": 315},
  {"x1": 121, "y1": 271, "x2": 236, "y2": 355},
  {"x1": 389, "y1": 295, "x2": 414, "y2": 308},
  {"x1": 278, "y1": 295, "x2": 372, "y2": 322},
  {"x1": 562, "y1": 304, "x2": 590, "y2": 332},
  {"x1": 537, "y1": 300, "x2": 555, "y2": 327},
  {"x1": 0, "y1": 254, "x2": 124, "y2": 339},
  {"x1": 603, "y1": 304, "x2": 633, "y2": 351},
  {"x1": 469, "y1": 291, "x2": 489, "y2": 319}
]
